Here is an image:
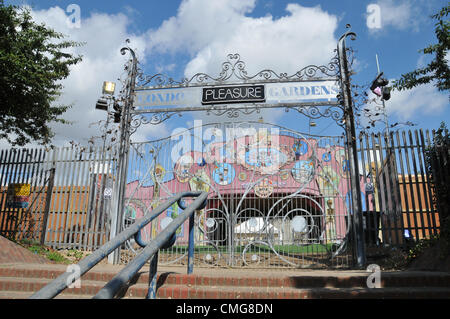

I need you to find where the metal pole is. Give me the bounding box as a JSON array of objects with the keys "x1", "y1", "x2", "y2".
[
  {"x1": 147, "y1": 252, "x2": 158, "y2": 299},
  {"x1": 110, "y1": 46, "x2": 138, "y2": 264},
  {"x1": 337, "y1": 29, "x2": 366, "y2": 268},
  {"x1": 187, "y1": 212, "x2": 195, "y2": 274},
  {"x1": 376, "y1": 54, "x2": 390, "y2": 138},
  {"x1": 40, "y1": 165, "x2": 55, "y2": 246}
]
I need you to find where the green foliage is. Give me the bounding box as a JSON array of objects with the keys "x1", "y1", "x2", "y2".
[
  {"x1": 393, "y1": 5, "x2": 450, "y2": 93},
  {"x1": 17, "y1": 239, "x2": 71, "y2": 264},
  {"x1": 407, "y1": 235, "x2": 441, "y2": 262},
  {"x1": 0, "y1": 1, "x2": 83, "y2": 146},
  {"x1": 66, "y1": 249, "x2": 84, "y2": 261},
  {"x1": 46, "y1": 250, "x2": 70, "y2": 263},
  {"x1": 425, "y1": 122, "x2": 450, "y2": 256}
]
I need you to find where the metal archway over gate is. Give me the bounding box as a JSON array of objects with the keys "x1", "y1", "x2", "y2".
[{"x1": 111, "y1": 29, "x2": 367, "y2": 268}]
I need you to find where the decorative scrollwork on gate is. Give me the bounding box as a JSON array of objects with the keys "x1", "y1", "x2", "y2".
[
  {"x1": 285, "y1": 105, "x2": 345, "y2": 123},
  {"x1": 205, "y1": 106, "x2": 261, "y2": 118},
  {"x1": 130, "y1": 113, "x2": 183, "y2": 134},
  {"x1": 136, "y1": 53, "x2": 340, "y2": 88}
]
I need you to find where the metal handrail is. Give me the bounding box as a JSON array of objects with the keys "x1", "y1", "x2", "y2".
[{"x1": 30, "y1": 191, "x2": 208, "y2": 299}]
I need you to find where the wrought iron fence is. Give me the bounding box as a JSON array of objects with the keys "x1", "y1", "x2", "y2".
[
  {"x1": 357, "y1": 129, "x2": 440, "y2": 248},
  {"x1": 0, "y1": 127, "x2": 442, "y2": 269},
  {"x1": 0, "y1": 145, "x2": 118, "y2": 250}
]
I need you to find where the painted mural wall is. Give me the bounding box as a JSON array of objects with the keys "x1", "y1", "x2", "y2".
[{"x1": 125, "y1": 131, "x2": 369, "y2": 245}]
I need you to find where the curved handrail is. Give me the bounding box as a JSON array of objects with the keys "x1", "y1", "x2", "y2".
[
  {"x1": 29, "y1": 191, "x2": 208, "y2": 299},
  {"x1": 93, "y1": 192, "x2": 208, "y2": 299}
]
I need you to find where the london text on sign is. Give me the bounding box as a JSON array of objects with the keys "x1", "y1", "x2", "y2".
[{"x1": 202, "y1": 85, "x2": 265, "y2": 105}]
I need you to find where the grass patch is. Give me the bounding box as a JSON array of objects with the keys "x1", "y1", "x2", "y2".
[{"x1": 16, "y1": 240, "x2": 71, "y2": 264}]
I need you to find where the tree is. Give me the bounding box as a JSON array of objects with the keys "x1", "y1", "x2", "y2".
[
  {"x1": 0, "y1": 1, "x2": 83, "y2": 146},
  {"x1": 393, "y1": 5, "x2": 450, "y2": 93}
]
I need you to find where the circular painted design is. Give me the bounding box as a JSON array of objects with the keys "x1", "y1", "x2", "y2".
[
  {"x1": 238, "y1": 171, "x2": 247, "y2": 182},
  {"x1": 280, "y1": 170, "x2": 290, "y2": 180},
  {"x1": 212, "y1": 163, "x2": 235, "y2": 186},
  {"x1": 189, "y1": 169, "x2": 211, "y2": 192},
  {"x1": 291, "y1": 160, "x2": 315, "y2": 184},
  {"x1": 239, "y1": 147, "x2": 288, "y2": 175},
  {"x1": 206, "y1": 218, "x2": 216, "y2": 228},
  {"x1": 322, "y1": 152, "x2": 332, "y2": 163},
  {"x1": 291, "y1": 216, "x2": 308, "y2": 233},
  {"x1": 197, "y1": 156, "x2": 207, "y2": 167},
  {"x1": 248, "y1": 218, "x2": 259, "y2": 228},
  {"x1": 293, "y1": 140, "x2": 308, "y2": 157},
  {"x1": 175, "y1": 155, "x2": 193, "y2": 183},
  {"x1": 254, "y1": 178, "x2": 274, "y2": 198}
]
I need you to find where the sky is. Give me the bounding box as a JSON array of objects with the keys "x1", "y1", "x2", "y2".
[{"x1": 2, "y1": 0, "x2": 449, "y2": 148}]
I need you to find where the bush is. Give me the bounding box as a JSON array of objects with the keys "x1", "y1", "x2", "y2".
[{"x1": 425, "y1": 122, "x2": 450, "y2": 256}]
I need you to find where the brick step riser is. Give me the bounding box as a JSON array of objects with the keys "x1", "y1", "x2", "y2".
[
  {"x1": 155, "y1": 286, "x2": 450, "y2": 299},
  {"x1": 0, "y1": 279, "x2": 147, "y2": 299},
  {"x1": 2, "y1": 280, "x2": 450, "y2": 300},
  {"x1": 0, "y1": 279, "x2": 103, "y2": 297},
  {"x1": 1, "y1": 268, "x2": 450, "y2": 289}
]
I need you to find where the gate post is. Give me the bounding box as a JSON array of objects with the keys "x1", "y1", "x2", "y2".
[
  {"x1": 337, "y1": 30, "x2": 367, "y2": 268},
  {"x1": 108, "y1": 46, "x2": 138, "y2": 264}
]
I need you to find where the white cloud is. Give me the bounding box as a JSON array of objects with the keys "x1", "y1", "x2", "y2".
[
  {"x1": 16, "y1": 6, "x2": 150, "y2": 148},
  {"x1": 147, "y1": 0, "x2": 256, "y2": 56},
  {"x1": 185, "y1": 4, "x2": 338, "y2": 77},
  {"x1": 146, "y1": 1, "x2": 339, "y2": 125},
  {"x1": 4, "y1": 1, "x2": 342, "y2": 148},
  {"x1": 145, "y1": 1, "x2": 339, "y2": 77},
  {"x1": 369, "y1": 0, "x2": 427, "y2": 34},
  {"x1": 387, "y1": 83, "x2": 448, "y2": 121}
]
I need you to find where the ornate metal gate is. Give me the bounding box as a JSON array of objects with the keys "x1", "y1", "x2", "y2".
[
  {"x1": 110, "y1": 28, "x2": 366, "y2": 268},
  {"x1": 121, "y1": 122, "x2": 354, "y2": 268}
]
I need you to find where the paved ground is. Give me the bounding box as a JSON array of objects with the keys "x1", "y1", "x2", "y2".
[{"x1": 0, "y1": 236, "x2": 48, "y2": 264}]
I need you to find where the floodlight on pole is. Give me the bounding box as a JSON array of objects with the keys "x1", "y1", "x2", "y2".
[
  {"x1": 95, "y1": 98, "x2": 109, "y2": 111},
  {"x1": 102, "y1": 81, "x2": 116, "y2": 95}
]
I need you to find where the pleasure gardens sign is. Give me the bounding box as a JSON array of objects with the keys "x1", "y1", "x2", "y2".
[
  {"x1": 129, "y1": 53, "x2": 345, "y2": 128},
  {"x1": 134, "y1": 80, "x2": 340, "y2": 109}
]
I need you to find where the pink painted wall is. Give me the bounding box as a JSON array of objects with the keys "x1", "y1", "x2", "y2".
[{"x1": 125, "y1": 134, "x2": 368, "y2": 243}]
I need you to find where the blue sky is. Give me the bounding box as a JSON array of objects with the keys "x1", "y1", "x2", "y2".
[{"x1": 3, "y1": 0, "x2": 449, "y2": 146}]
